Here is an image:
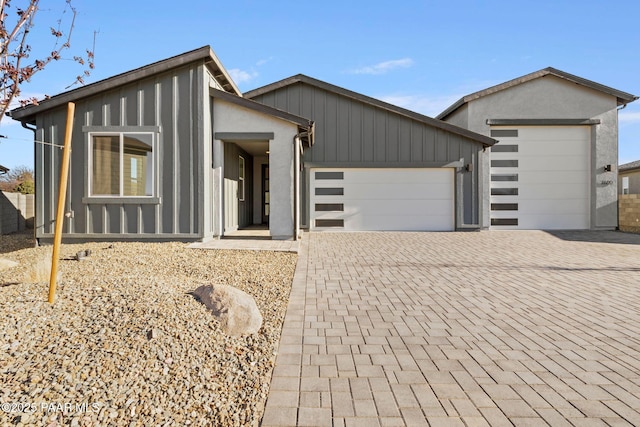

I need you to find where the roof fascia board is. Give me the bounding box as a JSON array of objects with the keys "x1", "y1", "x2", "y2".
[
  {"x1": 438, "y1": 67, "x2": 638, "y2": 120},
  {"x1": 246, "y1": 75, "x2": 496, "y2": 147},
  {"x1": 487, "y1": 118, "x2": 601, "y2": 126},
  {"x1": 10, "y1": 45, "x2": 239, "y2": 122}
]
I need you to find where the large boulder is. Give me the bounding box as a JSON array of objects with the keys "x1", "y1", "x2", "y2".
[{"x1": 193, "y1": 284, "x2": 263, "y2": 337}]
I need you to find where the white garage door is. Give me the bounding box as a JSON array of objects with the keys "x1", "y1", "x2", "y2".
[
  {"x1": 490, "y1": 126, "x2": 590, "y2": 230},
  {"x1": 310, "y1": 168, "x2": 454, "y2": 231}
]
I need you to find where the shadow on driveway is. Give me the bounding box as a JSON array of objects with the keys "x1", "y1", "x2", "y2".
[{"x1": 545, "y1": 230, "x2": 640, "y2": 245}]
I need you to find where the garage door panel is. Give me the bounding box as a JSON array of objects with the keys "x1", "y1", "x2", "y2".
[
  {"x1": 516, "y1": 126, "x2": 590, "y2": 140},
  {"x1": 345, "y1": 182, "x2": 451, "y2": 200},
  {"x1": 516, "y1": 141, "x2": 589, "y2": 157},
  {"x1": 490, "y1": 126, "x2": 590, "y2": 230},
  {"x1": 517, "y1": 199, "x2": 589, "y2": 215},
  {"x1": 516, "y1": 171, "x2": 589, "y2": 184},
  {"x1": 519, "y1": 156, "x2": 588, "y2": 172},
  {"x1": 311, "y1": 168, "x2": 454, "y2": 231},
  {"x1": 519, "y1": 184, "x2": 589, "y2": 199},
  {"x1": 343, "y1": 169, "x2": 450, "y2": 184}
]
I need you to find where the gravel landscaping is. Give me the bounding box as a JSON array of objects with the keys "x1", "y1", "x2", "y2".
[{"x1": 0, "y1": 231, "x2": 297, "y2": 426}]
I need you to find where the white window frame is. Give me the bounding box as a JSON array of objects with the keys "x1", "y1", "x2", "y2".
[
  {"x1": 238, "y1": 155, "x2": 245, "y2": 201},
  {"x1": 88, "y1": 131, "x2": 155, "y2": 198}
]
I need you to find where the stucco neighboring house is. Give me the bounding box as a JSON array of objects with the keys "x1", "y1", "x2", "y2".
[
  {"x1": 9, "y1": 46, "x2": 313, "y2": 242},
  {"x1": 437, "y1": 67, "x2": 638, "y2": 230},
  {"x1": 619, "y1": 160, "x2": 640, "y2": 195},
  {"x1": 245, "y1": 75, "x2": 496, "y2": 232}
]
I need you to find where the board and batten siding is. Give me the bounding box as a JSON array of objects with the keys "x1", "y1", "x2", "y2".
[
  {"x1": 250, "y1": 83, "x2": 482, "y2": 227},
  {"x1": 35, "y1": 62, "x2": 208, "y2": 240}
]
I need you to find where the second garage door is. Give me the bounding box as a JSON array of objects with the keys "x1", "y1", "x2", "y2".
[
  {"x1": 490, "y1": 126, "x2": 590, "y2": 229},
  {"x1": 310, "y1": 168, "x2": 454, "y2": 231}
]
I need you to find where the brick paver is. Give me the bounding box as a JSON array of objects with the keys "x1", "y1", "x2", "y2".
[{"x1": 261, "y1": 231, "x2": 640, "y2": 426}]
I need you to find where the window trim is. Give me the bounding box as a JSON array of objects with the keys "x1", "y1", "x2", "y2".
[{"x1": 87, "y1": 131, "x2": 156, "y2": 199}]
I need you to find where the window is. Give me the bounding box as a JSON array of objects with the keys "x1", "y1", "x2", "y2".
[
  {"x1": 90, "y1": 132, "x2": 154, "y2": 197},
  {"x1": 622, "y1": 176, "x2": 629, "y2": 195},
  {"x1": 238, "y1": 156, "x2": 245, "y2": 201}
]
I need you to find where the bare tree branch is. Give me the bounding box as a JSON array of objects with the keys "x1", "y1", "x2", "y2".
[{"x1": 0, "y1": 0, "x2": 95, "y2": 123}]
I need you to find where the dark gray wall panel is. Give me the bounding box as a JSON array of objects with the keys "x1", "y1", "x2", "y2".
[
  {"x1": 398, "y1": 118, "x2": 411, "y2": 162},
  {"x1": 160, "y1": 73, "x2": 175, "y2": 234},
  {"x1": 176, "y1": 71, "x2": 193, "y2": 234},
  {"x1": 124, "y1": 205, "x2": 138, "y2": 233},
  {"x1": 141, "y1": 205, "x2": 156, "y2": 233},
  {"x1": 249, "y1": 81, "x2": 486, "y2": 228},
  {"x1": 33, "y1": 62, "x2": 204, "y2": 240},
  {"x1": 106, "y1": 205, "x2": 120, "y2": 233},
  {"x1": 126, "y1": 89, "x2": 138, "y2": 126},
  {"x1": 141, "y1": 80, "x2": 156, "y2": 126},
  {"x1": 88, "y1": 205, "x2": 103, "y2": 234},
  {"x1": 362, "y1": 105, "x2": 375, "y2": 162}
]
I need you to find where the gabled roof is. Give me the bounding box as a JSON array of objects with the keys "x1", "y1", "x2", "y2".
[
  {"x1": 0, "y1": 165, "x2": 8, "y2": 175},
  {"x1": 619, "y1": 160, "x2": 640, "y2": 173},
  {"x1": 9, "y1": 45, "x2": 240, "y2": 123},
  {"x1": 210, "y1": 88, "x2": 314, "y2": 146},
  {"x1": 245, "y1": 74, "x2": 496, "y2": 147},
  {"x1": 437, "y1": 67, "x2": 639, "y2": 120}
]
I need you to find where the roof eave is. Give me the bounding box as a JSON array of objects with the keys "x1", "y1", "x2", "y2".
[
  {"x1": 10, "y1": 45, "x2": 240, "y2": 123},
  {"x1": 210, "y1": 88, "x2": 314, "y2": 143},
  {"x1": 246, "y1": 74, "x2": 496, "y2": 147},
  {"x1": 438, "y1": 67, "x2": 639, "y2": 119}
]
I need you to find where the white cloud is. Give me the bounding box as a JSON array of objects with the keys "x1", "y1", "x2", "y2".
[
  {"x1": 256, "y1": 57, "x2": 274, "y2": 66},
  {"x1": 619, "y1": 111, "x2": 640, "y2": 124},
  {"x1": 348, "y1": 58, "x2": 414, "y2": 75},
  {"x1": 228, "y1": 68, "x2": 258, "y2": 85},
  {"x1": 377, "y1": 93, "x2": 464, "y2": 117}
]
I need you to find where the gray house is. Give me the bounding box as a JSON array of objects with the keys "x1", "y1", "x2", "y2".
[
  {"x1": 10, "y1": 46, "x2": 636, "y2": 241},
  {"x1": 246, "y1": 75, "x2": 495, "y2": 231},
  {"x1": 437, "y1": 67, "x2": 638, "y2": 230},
  {"x1": 9, "y1": 46, "x2": 495, "y2": 242},
  {"x1": 10, "y1": 47, "x2": 313, "y2": 242}
]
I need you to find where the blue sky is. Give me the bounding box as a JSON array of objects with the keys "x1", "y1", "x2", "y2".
[{"x1": 1, "y1": 0, "x2": 639, "y2": 169}]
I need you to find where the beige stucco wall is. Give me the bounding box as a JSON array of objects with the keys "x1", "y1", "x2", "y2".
[{"x1": 212, "y1": 98, "x2": 300, "y2": 240}]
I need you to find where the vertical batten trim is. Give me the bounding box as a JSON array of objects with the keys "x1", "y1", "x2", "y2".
[
  {"x1": 173, "y1": 73, "x2": 178, "y2": 234},
  {"x1": 155, "y1": 79, "x2": 161, "y2": 234},
  {"x1": 138, "y1": 86, "x2": 143, "y2": 126},
  {"x1": 189, "y1": 67, "x2": 195, "y2": 234},
  {"x1": 120, "y1": 92, "x2": 126, "y2": 126},
  {"x1": 102, "y1": 205, "x2": 107, "y2": 234}
]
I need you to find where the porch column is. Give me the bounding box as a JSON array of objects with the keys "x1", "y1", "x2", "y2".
[{"x1": 269, "y1": 134, "x2": 294, "y2": 240}]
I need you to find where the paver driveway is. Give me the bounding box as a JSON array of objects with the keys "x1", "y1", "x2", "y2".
[{"x1": 261, "y1": 231, "x2": 640, "y2": 427}]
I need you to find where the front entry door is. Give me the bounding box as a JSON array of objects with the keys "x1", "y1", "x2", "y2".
[{"x1": 262, "y1": 164, "x2": 269, "y2": 224}]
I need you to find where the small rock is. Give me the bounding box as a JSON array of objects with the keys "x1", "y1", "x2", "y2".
[
  {"x1": 193, "y1": 284, "x2": 263, "y2": 337},
  {"x1": 147, "y1": 329, "x2": 161, "y2": 340}
]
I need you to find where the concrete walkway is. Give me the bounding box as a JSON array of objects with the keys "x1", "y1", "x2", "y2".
[{"x1": 261, "y1": 231, "x2": 640, "y2": 426}]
